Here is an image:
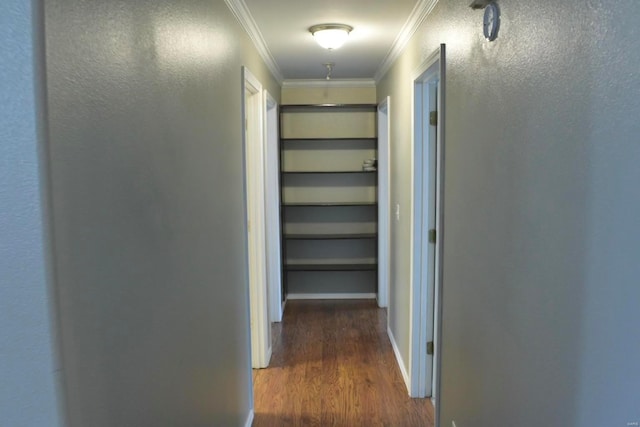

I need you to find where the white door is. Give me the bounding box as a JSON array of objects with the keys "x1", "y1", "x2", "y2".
[
  {"x1": 409, "y1": 45, "x2": 445, "y2": 400},
  {"x1": 420, "y1": 78, "x2": 438, "y2": 396},
  {"x1": 242, "y1": 67, "x2": 271, "y2": 369}
]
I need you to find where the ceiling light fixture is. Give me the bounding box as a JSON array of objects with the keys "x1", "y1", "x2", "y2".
[{"x1": 309, "y1": 24, "x2": 353, "y2": 50}]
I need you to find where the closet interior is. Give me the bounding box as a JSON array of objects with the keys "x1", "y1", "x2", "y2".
[{"x1": 279, "y1": 87, "x2": 378, "y2": 299}]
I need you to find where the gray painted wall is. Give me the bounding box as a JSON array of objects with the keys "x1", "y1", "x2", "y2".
[
  {"x1": 378, "y1": 0, "x2": 640, "y2": 425},
  {"x1": 43, "y1": 0, "x2": 279, "y2": 425},
  {"x1": 0, "y1": 1, "x2": 62, "y2": 426}
]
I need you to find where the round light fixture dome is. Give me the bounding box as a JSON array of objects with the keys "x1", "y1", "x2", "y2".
[{"x1": 309, "y1": 24, "x2": 353, "y2": 50}]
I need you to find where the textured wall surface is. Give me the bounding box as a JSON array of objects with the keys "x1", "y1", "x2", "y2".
[
  {"x1": 0, "y1": 1, "x2": 62, "y2": 426},
  {"x1": 378, "y1": 0, "x2": 640, "y2": 425},
  {"x1": 43, "y1": 0, "x2": 279, "y2": 425}
]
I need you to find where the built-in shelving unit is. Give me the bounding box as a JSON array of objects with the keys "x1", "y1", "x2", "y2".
[{"x1": 279, "y1": 103, "x2": 378, "y2": 297}]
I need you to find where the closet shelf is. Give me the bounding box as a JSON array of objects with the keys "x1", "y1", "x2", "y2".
[
  {"x1": 281, "y1": 103, "x2": 378, "y2": 110},
  {"x1": 281, "y1": 170, "x2": 376, "y2": 175},
  {"x1": 285, "y1": 263, "x2": 378, "y2": 272},
  {"x1": 282, "y1": 201, "x2": 377, "y2": 207},
  {"x1": 284, "y1": 233, "x2": 377, "y2": 240},
  {"x1": 281, "y1": 137, "x2": 377, "y2": 142}
]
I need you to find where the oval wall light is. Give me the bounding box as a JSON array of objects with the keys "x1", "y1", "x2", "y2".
[{"x1": 309, "y1": 24, "x2": 353, "y2": 50}]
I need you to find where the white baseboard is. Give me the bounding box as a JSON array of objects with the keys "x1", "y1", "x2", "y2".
[
  {"x1": 286, "y1": 293, "x2": 377, "y2": 300},
  {"x1": 265, "y1": 345, "x2": 272, "y2": 367},
  {"x1": 387, "y1": 325, "x2": 411, "y2": 394},
  {"x1": 244, "y1": 409, "x2": 254, "y2": 427}
]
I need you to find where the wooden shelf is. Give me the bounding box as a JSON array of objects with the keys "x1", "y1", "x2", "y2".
[
  {"x1": 285, "y1": 233, "x2": 377, "y2": 240},
  {"x1": 282, "y1": 170, "x2": 376, "y2": 175},
  {"x1": 282, "y1": 202, "x2": 377, "y2": 207},
  {"x1": 281, "y1": 104, "x2": 378, "y2": 110},
  {"x1": 281, "y1": 137, "x2": 377, "y2": 142},
  {"x1": 285, "y1": 263, "x2": 378, "y2": 272}
]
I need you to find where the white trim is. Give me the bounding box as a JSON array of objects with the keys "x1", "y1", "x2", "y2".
[
  {"x1": 374, "y1": 0, "x2": 440, "y2": 82},
  {"x1": 224, "y1": 0, "x2": 283, "y2": 83},
  {"x1": 408, "y1": 47, "x2": 443, "y2": 398},
  {"x1": 265, "y1": 346, "x2": 272, "y2": 366},
  {"x1": 432, "y1": 44, "x2": 447, "y2": 427},
  {"x1": 242, "y1": 67, "x2": 271, "y2": 369},
  {"x1": 387, "y1": 326, "x2": 411, "y2": 394},
  {"x1": 282, "y1": 79, "x2": 377, "y2": 89},
  {"x1": 266, "y1": 92, "x2": 277, "y2": 109},
  {"x1": 263, "y1": 90, "x2": 283, "y2": 323},
  {"x1": 413, "y1": 50, "x2": 443, "y2": 81},
  {"x1": 286, "y1": 293, "x2": 376, "y2": 300},
  {"x1": 377, "y1": 97, "x2": 391, "y2": 309},
  {"x1": 244, "y1": 410, "x2": 255, "y2": 427}
]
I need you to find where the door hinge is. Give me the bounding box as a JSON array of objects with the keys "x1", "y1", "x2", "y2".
[
  {"x1": 429, "y1": 229, "x2": 436, "y2": 244},
  {"x1": 429, "y1": 111, "x2": 438, "y2": 126},
  {"x1": 427, "y1": 341, "x2": 434, "y2": 355}
]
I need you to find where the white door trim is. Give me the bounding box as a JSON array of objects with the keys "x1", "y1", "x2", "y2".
[
  {"x1": 242, "y1": 66, "x2": 271, "y2": 369},
  {"x1": 408, "y1": 45, "x2": 445, "y2": 398},
  {"x1": 433, "y1": 44, "x2": 446, "y2": 427},
  {"x1": 377, "y1": 97, "x2": 391, "y2": 309},
  {"x1": 263, "y1": 90, "x2": 283, "y2": 322}
]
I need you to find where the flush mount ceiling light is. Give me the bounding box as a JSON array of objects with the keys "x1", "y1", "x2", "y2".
[{"x1": 309, "y1": 24, "x2": 353, "y2": 50}]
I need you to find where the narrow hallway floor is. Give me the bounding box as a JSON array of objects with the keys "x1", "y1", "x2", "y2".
[{"x1": 252, "y1": 299, "x2": 434, "y2": 426}]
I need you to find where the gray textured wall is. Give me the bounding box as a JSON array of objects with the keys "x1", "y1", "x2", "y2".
[
  {"x1": 378, "y1": 0, "x2": 640, "y2": 425},
  {"x1": 43, "y1": 0, "x2": 279, "y2": 425},
  {"x1": 0, "y1": 1, "x2": 62, "y2": 426}
]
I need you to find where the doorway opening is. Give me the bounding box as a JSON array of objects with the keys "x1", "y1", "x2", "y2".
[
  {"x1": 264, "y1": 91, "x2": 283, "y2": 323},
  {"x1": 242, "y1": 66, "x2": 271, "y2": 369},
  {"x1": 409, "y1": 45, "x2": 446, "y2": 409},
  {"x1": 377, "y1": 97, "x2": 391, "y2": 309}
]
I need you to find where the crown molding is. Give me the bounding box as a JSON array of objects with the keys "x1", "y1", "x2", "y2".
[
  {"x1": 282, "y1": 79, "x2": 377, "y2": 89},
  {"x1": 224, "y1": 0, "x2": 284, "y2": 84},
  {"x1": 374, "y1": 0, "x2": 439, "y2": 82}
]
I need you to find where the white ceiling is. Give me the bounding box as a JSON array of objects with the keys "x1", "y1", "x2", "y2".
[{"x1": 241, "y1": 0, "x2": 422, "y2": 81}]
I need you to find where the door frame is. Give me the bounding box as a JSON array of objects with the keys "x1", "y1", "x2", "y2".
[
  {"x1": 408, "y1": 45, "x2": 446, "y2": 400},
  {"x1": 242, "y1": 66, "x2": 271, "y2": 369},
  {"x1": 263, "y1": 90, "x2": 283, "y2": 322},
  {"x1": 377, "y1": 96, "x2": 391, "y2": 309}
]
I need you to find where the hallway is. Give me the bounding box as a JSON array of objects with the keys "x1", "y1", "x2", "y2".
[
  {"x1": 252, "y1": 300, "x2": 434, "y2": 426},
  {"x1": 5, "y1": 0, "x2": 640, "y2": 425}
]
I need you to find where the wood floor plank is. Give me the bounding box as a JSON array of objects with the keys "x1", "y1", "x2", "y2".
[{"x1": 253, "y1": 300, "x2": 434, "y2": 426}]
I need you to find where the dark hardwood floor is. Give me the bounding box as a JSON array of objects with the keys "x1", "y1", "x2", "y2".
[{"x1": 252, "y1": 300, "x2": 434, "y2": 426}]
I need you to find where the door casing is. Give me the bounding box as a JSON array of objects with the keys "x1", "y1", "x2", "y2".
[
  {"x1": 408, "y1": 45, "x2": 446, "y2": 406},
  {"x1": 242, "y1": 66, "x2": 271, "y2": 369},
  {"x1": 377, "y1": 97, "x2": 391, "y2": 309},
  {"x1": 263, "y1": 91, "x2": 283, "y2": 322}
]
